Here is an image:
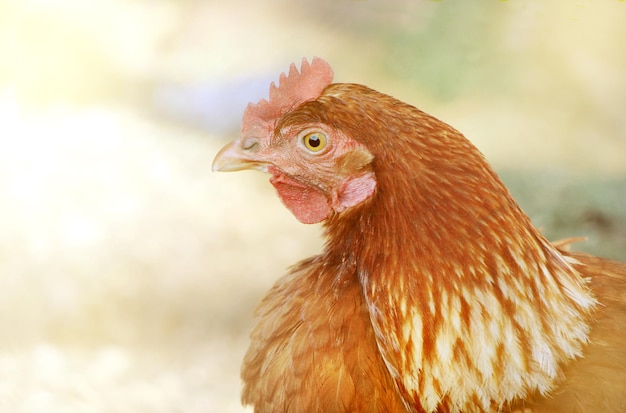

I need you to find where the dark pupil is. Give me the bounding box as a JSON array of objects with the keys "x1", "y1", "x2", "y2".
[{"x1": 308, "y1": 135, "x2": 321, "y2": 147}]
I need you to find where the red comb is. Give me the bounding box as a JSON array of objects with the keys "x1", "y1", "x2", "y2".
[{"x1": 241, "y1": 57, "x2": 334, "y2": 139}]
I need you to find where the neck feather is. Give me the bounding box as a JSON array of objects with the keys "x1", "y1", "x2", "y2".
[{"x1": 322, "y1": 114, "x2": 596, "y2": 412}]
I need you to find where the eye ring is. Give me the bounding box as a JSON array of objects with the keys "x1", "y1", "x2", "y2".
[{"x1": 302, "y1": 131, "x2": 328, "y2": 153}]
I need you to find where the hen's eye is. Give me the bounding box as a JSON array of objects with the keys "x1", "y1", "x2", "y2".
[{"x1": 302, "y1": 132, "x2": 327, "y2": 153}]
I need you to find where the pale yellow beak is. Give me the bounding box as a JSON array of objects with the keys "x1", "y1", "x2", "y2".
[{"x1": 212, "y1": 137, "x2": 269, "y2": 172}]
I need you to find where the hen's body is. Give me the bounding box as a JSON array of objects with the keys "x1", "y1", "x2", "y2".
[
  {"x1": 213, "y1": 58, "x2": 626, "y2": 412},
  {"x1": 242, "y1": 251, "x2": 626, "y2": 413}
]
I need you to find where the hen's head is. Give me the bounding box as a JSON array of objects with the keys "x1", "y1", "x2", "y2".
[{"x1": 213, "y1": 58, "x2": 379, "y2": 224}]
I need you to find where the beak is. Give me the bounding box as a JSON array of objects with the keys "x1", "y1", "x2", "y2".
[{"x1": 212, "y1": 137, "x2": 269, "y2": 172}]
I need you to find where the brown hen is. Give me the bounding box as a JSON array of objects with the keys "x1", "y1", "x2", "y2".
[{"x1": 212, "y1": 58, "x2": 626, "y2": 413}]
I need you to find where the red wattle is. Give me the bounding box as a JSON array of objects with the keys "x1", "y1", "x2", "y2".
[{"x1": 269, "y1": 172, "x2": 331, "y2": 224}]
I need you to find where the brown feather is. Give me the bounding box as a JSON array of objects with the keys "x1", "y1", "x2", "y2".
[{"x1": 242, "y1": 256, "x2": 409, "y2": 412}]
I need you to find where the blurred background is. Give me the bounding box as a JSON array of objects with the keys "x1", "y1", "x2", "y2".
[{"x1": 0, "y1": 0, "x2": 625, "y2": 411}]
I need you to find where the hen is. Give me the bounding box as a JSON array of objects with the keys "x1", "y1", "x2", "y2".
[{"x1": 212, "y1": 58, "x2": 626, "y2": 413}]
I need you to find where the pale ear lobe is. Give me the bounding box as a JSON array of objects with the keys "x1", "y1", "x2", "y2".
[
  {"x1": 336, "y1": 146, "x2": 374, "y2": 174},
  {"x1": 331, "y1": 171, "x2": 377, "y2": 213}
]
